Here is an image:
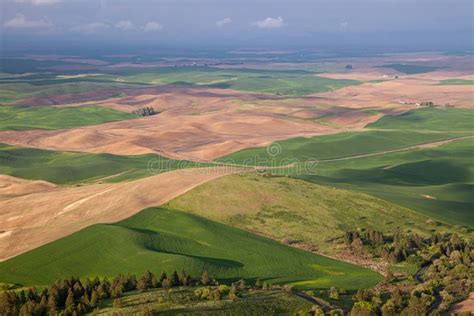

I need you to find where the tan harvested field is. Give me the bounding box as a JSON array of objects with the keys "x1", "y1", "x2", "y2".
[
  {"x1": 0, "y1": 175, "x2": 56, "y2": 199},
  {"x1": 2, "y1": 53, "x2": 470, "y2": 162},
  {"x1": 2, "y1": 72, "x2": 471, "y2": 160},
  {"x1": 315, "y1": 77, "x2": 474, "y2": 108},
  {"x1": 0, "y1": 167, "x2": 237, "y2": 260},
  {"x1": 1, "y1": 86, "x2": 399, "y2": 160}
]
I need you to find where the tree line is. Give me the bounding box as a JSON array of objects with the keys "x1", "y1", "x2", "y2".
[{"x1": 0, "y1": 269, "x2": 215, "y2": 316}]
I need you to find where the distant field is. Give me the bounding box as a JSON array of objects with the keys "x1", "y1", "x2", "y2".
[
  {"x1": 380, "y1": 64, "x2": 439, "y2": 74},
  {"x1": 0, "y1": 81, "x2": 136, "y2": 104},
  {"x1": 116, "y1": 67, "x2": 361, "y2": 95},
  {"x1": 218, "y1": 130, "x2": 466, "y2": 166},
  {"x1": 438, "y1": 79, "x2": 474, "y2": 85},
  {"x1": 0, "y1": 207, "x2": 381, "y2": 289},
  {"x1": 367, "y1": 107, "x2": 474, "y2": 132},
  {"x1": 0, "y1": 67, "x2": 361, "y2": 103},
  {"x1": 0, "y1": 105, "x2": 134, "y2": 130},
  {"x1": 168, "y1": 174, "x2": 444, "y2": 255},
  {"x1": 0, "y1": 144, "x2": 202, "y2": 184}
]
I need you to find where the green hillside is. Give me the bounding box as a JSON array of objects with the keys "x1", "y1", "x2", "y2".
[
  {"x1": 218, "y1": 130, "x2": 465, "y2": 166},
  {"x1": 0, "y1": 207, "x2": 381, "y2": 289},
  {"x1": 0, "y1": 144, "x2": 203, "y2": 184},
  {"x1": 168, "y1": 174, "x2": 448, "y2": 256},
  {"x1": 367, "y1": 107, "x2": 474, "y2": 132},
  {"x1": 297, "y1": 138, "x2": 474, "y2": 227},
  {"x1": 0, "y1": 105, "x2": 134, "y2": 130},
  {"x1": 216, "y1": 108, "x2": 474, "y2": 227}
]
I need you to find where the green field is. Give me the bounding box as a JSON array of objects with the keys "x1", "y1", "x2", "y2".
[
  {"x1": 0, "y1": 105, "x2": 134, "y2": 130},
  {"x1": 0, "y1": 144, "x2": 202, "y2": 184},
  {"x1": 0, "y1": 207, "x2": 381, "y2": 289},
  {"x1": 296, "y1": 138, "x2": 474, "y2": 227},
  {"x1": 381, "y1": 64, "x2": 439, "y2": 74},
  {"x1": 218, "y1": 130, "x2": 466, "y2": 166},
  {"x1": 168, "y1": 174, "x2": 450, "y2": 255},
  {"x1": 367, "y1": 107, "x2": 474, "y2": 132},
  {"x1": 0, "y1": 67, "x2": 361, "y2": 103},
  {"x1": 113, "y1": 67, "x2": 361, "y2": 96},
  {"x1": 216, "y1": 107, "x2": 474, "y2": 227},
  {"x1": 438, "y1": 79, "x2": 474, "y2": 85}
]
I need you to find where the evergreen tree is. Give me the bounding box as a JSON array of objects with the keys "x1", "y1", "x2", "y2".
[
  {"x1": 137, "y1": 277, "x2": 149, "y2": 292},
  {"x1": 65, "y1": 289, "x2": 75, "y2": 313},
  {"x1": 73, "y1": 281, "x2": 84, "y2": 299},
  {"x1": 159, "y1": 272, "x2": 167, "y2": 283},
  {"x1": 171, "y1": 271, "x2": 180, "y2": 286},
  {"x1": 19, "y1": 290, "x2": 26, "y2": 305},
  {"x1": 47, "y1": 288, "x2": 59, "y2": 313},
  {"x1": 162, "y1": 278, "x2": 172, "y2": 290},
  {"x1": 90, "y1": 290, "x2": 98, "y2": 308},
  {"x1": 180, "y1": 270, "x2": 190, "y2": 286},
  {"x1": 201, "y1": 271, "x2": 210, "y2": 285},
  {"x1": 111, "y1": 284, "x2": 123, "y2": 298},
  {"x1": 27, "y1": 288, "x2": 37, "y2": 302}
]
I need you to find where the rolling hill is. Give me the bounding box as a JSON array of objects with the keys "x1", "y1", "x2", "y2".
[
  {"x1": 0, "y1": 143, "x2": 205, "y2": 184},
  {"x1": 168, "y1": 174, "x2": 459, "y2": 256},
  {"x1": 0, "y1": 207, "x2": 381, "y2": 289}
]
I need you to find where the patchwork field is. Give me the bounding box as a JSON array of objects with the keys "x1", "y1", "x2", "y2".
[{"x1": 0, "y1": 51, "x2": 472, "y2": 315}]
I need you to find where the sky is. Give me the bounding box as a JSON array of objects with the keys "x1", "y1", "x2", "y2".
[{"x1": 1, "y1": 0, "x2": 473, "y2": 53}]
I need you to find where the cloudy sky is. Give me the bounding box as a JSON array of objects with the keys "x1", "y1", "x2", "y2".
[{"x1": 1, "y1": 0, "x2": 473, "y2": 52}]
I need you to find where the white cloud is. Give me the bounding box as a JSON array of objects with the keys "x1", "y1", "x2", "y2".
[
  {"x1": 143, "y1": 21, "x2": 163, "y2": 32},
  {"x1": 13, "y1": 0, "x2": 61, "y2": 5},
  {"x1": 253, "y1": 16, "x2": 285, "y2": 29},
  {"x1": 3, "y1": 13, "x2": 53, "y2": 28},
  {"x1": 70, "y1": 22, "x2": 109, "y2": 34},
  {"x1": 340, "y1": 21, "x2": 349, "y2": 28},
  {"x1": 115, "y1": 20, "x2": 135, "y2": 31},
  {"x1": 216, "y1": 17, "x2": 232, "y2": 27}
]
